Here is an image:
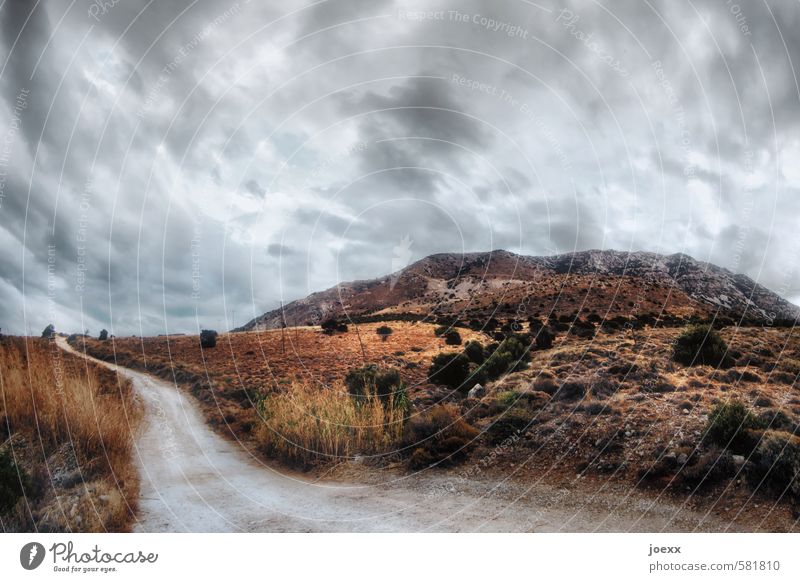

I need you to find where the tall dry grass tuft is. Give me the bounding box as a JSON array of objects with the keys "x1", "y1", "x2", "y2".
[
  {"x1": 255, "y1": 381, "x2": 407, "y2": 466},
  {"x1": 0, "y1": 337, "x2": 142, "y2": 531}
]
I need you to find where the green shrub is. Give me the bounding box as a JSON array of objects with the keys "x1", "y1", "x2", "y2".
[
  {"x1": 0, "y1": 451, "x2": 29, "y2": 514},
  {"x1": 704, "y1": 400, "x2": 764, "y2": 454},
  {"x1": 376, "y1": 325, "x2": 393, "y2": 340},
  {"x1": 747, "y1": 430, "x2": 800, "y2": 501},
  {"x1": 494, "y1": 390, "x2": 521, "y2": 410},
  {"x1": 41, "y1": 324, "x2": 55, "y2": 338},
  {"x1": 483, "y1": 350, "x2": 512, "y2": 380},
  {"x1": 98, "y1": 329, "x2": 109, "y2": 341},
  {"x1": 673, "y1": 325, "x2": 730, "y2": 367},
  {"x1": 444, "y1": 330, "x2": 462, "y2": 345},
  {"x1": 464, "y1": 340, "x2": 485, "y2": 364},
  {"x1": 428, "y1": 352, "x2": 472, "y2": 391},
  {"x1": 434, "y1": 325, "x2": 448, "y2": 337},
  {"x1": 345, "y1": 365, "x2": 407, "y2": 411},
  {"x1": 480, "y1": 333, "x2": 531, "y2": 380}
]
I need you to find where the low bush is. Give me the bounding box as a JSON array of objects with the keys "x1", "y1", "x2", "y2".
[
  {"x1": 673, "y1": 325, "x2": 731, "y2": 367},
  {"x1": 444, "y1": 330, "x2": 462, "y2": 345},
  {"x1": 704, "y1": 400, "x2": 764, "y2": 454},
  {"x1": 463, "y1": 340, "x2": 485, "y2": 364},
  {"x1": 98, "y1": 329, "x2": 108, "y2": 341},
  {"x1": 679, "y1": 447, "x2": 736, "y2": 490},
  {"x1": 321, "y1": 319, "x2": 348, "y2": 334},
  {"x1": 532, "y1": 375, "x2": 559, "y2": 395},
  {"x1": 0, "y1": 451, "x2": 29, "y2": 514},
  {"x1": 376, "y1": 325, "x2": 393, "y2": 340},
  {"x1": 344, "y1": 365, "x2": 408, "y2": 410},
  {"x1": 404, "y1": 404, "x2": 479, "y2": 468},
  {"x1": 553, "y1": 379, "x2": 587, "y2": 401},
  {"x1": 485, "y1": 409, "x2": 533, "y2": 444},
  {"x1": 747, "y1": 430, "x2": 800, "y2": 502},
  {"x1": 495, "y1": 390, "x2": 521, "y2": 409},
  {"x1": 200, "y1": 329, "x2": 218, "y2": 348},
  {"x1": 480, "y1": 334, "x2": 531, "y2": 381},
  {"x1": 535, "y1": 327, "x2": 554, "y2": 349},
  {"x1": 482, "y1": 349, "x2": 512, "y2": 380},
  {"x1": 428, "y1": 352, "x2": 472, "y2": 391},
  {"x1": 444, "y1": 329, "x2": 461, "y2": 346}
]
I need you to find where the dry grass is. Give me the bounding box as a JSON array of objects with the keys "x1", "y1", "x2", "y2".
[
  {"x1": 80, "y1": 321, "x2": 491, "y2": 395},
  {"x1": 255, "y1": 381, "x2": 407, "y2": 467},
  {"x1": 76, "y1": 322, "x2": 491, "y2": 448},
  {"x1": 0, "y1": 337, "x2": 142, "y2": 531}
]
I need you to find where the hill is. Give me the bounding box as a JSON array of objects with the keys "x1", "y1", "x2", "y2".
[{"x1": 236, "y1": 250, "x2": 799, "y2": 332}]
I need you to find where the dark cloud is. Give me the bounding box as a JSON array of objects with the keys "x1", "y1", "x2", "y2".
[{"x1": 1, "y1": 0, "x2": 799, "y2": 335}]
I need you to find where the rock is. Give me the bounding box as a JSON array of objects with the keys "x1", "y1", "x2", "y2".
[
  {"x1": 467, "y1": 383, "x2": 486, "y2": 399},
  {"x1": 682, "y1": 408, "x2": 690, "y2": 415},
  {"x1": 732, "y1": 454, "x2": 746, "y2": 468},
  {"x1": 677, "y1": 453, "x2": 688, "y2": 465},
  {"x1": 99, "y1": 495, "x2": 111, "y2": 503}
]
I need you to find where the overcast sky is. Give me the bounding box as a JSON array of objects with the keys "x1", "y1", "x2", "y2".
[{"x1": 1, "y1": 0, "x2": 800, "y2": 336}]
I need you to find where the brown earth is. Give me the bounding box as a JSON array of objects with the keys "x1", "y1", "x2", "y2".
[{"x1": 72, "y1": 320, "x2": 800, "y2": 530}]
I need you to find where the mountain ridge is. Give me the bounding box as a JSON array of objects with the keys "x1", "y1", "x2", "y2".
[{"x1": 235, "y1": 249, "x2": 800, "y2": 332}]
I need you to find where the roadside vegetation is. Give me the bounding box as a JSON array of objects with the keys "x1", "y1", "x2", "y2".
[
  {"x1": 0, "y1": 336, "x2": 142, "y2": 532},
  {"x1": 254, "y1": 372, "x2": 408, "y2": 467}
]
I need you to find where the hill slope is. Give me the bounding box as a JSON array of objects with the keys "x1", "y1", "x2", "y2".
[{"x1": 236, "y1": 250, "x2": 799, "y2": 331}]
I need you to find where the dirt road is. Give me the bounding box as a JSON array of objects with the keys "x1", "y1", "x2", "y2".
[{"x1": 58, "y1": 337, "x2": 752, "y2": 532}]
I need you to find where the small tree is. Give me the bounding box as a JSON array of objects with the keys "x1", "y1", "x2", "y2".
[
  {"x1": 200, "y1": 329, "x2": 218, "y2": 348},
  {"x1": 41, "y1": 324, "x2": 55, "y2": 338},
  {"x1": 376, "y1": 325, "x2": 393, "y2": 341},
  {"x1": 98, "y1": 329, "x2": 109, "y2": 341}
]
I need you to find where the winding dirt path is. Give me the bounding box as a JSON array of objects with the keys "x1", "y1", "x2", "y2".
[{"x1": 57, "y1": 337, "x2": 750, "y2": 532}]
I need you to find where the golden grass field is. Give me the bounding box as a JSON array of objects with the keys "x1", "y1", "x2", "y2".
[{"x1": 0, "y1": 337, "x2": 141, "y2": 532}]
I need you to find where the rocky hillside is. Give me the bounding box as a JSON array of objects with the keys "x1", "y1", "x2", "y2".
[{"x1": 236, "y1": 250, "x2": 800, "y2": 332}]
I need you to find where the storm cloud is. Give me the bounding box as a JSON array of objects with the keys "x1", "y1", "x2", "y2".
[{"x1": 1, "y1": 0, "x2": 799, "y2": 336}]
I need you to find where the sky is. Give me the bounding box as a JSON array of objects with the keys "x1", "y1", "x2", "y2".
[{"x1": 1, "y1": 0, "x2": 800, "y2": 336}]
